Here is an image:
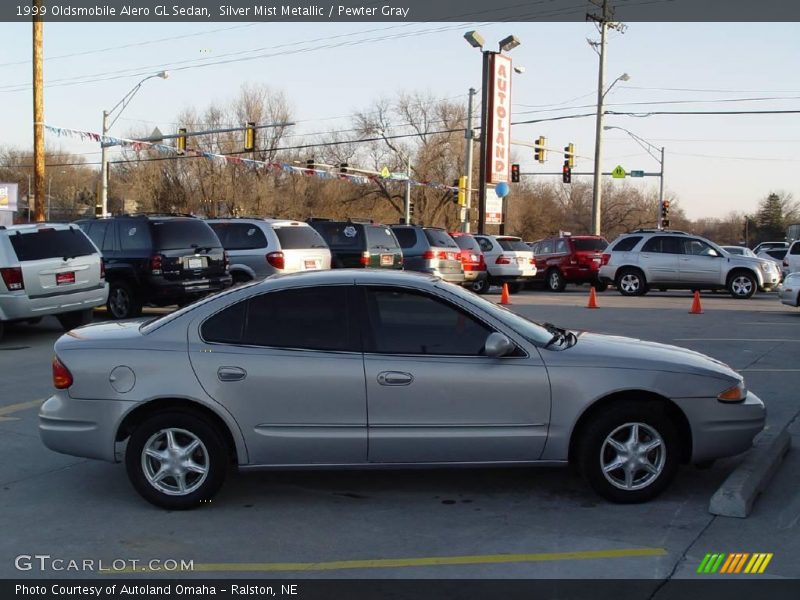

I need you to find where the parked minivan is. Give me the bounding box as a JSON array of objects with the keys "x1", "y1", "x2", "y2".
[
  {"x1": 390, "y1": 225, "x2": 465, "y2": 285},
  {"x1": 308, "y1": 220, "x2": 403, "y2": 269},
  {"x1": 208, "y1": 218, "x2": 331, "y2": 283}
]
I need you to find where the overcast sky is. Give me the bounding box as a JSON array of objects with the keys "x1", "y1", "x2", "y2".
[{"x1": 2, "y1": 20, "x2": 799, "y2": 220}]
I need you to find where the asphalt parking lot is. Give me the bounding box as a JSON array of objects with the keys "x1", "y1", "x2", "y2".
[{"x1": 1, "y1": 287, "x2": 798, "y2": 585}]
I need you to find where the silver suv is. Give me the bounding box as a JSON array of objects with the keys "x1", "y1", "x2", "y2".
[
  {"x1": 0, "y1": 223, "x2": 108, "y2": 340},
  {"x1": 599, "y1": 229, "x2": 781, "y2": 299},
  {"x1": 207, "y1": 219, "x2": 331, "y2": 283}
]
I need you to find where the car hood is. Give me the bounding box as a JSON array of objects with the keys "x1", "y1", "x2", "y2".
[
  {"x1": 729, "y1": 255, "x2": 772, "y2": 268},
  {"x1": 543, "y1": 331, "x2": 739, "y2": 381}
]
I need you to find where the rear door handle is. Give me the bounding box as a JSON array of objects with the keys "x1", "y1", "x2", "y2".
[
  {"x1": 218, "y1": 366, "x2": 247, "y2": 382},
  {"x1": 377, "y1": 371, "x2": 414, "y2": 386}
]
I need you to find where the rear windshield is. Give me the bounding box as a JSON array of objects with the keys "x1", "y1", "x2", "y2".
[
  {"x1": 452, "y1": 235, "x2": 480, "y2": 251},
  {"x1": 392, "y1": 228, "x2": 419, "y2": 249},
  {"x1": 152, "y1": 220, "x2": 221, "y2": 250},
  {"x1": 572, "y1": 238, "x2": 608, "y2": 251},
  {"x1": 209, "y1": 223, "x2": 268, "y2": 250},
  {"x1": 365, "y1": 226, "x2": 400, "y2": 250},
  {"x1": 424, "y1": 229, "x2": 458, "y2": 248},
  {"x1": 9, "y1": 228, "x2": 96, "y2": 261},
  {"x1": 274, "y1": 226, "x2": 328, "y2": 249},
  {"x1": 309, "y1": 222, "x2": 363, "y2": 250},
  {"x1": 766, "y1": 249, "x2": 787, "y2": 259},
  {"x1": 497, "y1": 239, "x2": 531, "y2": 252}
]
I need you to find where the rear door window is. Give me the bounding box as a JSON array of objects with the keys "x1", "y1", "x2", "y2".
[
  {"x1": 9, "y1": 228, "x2": 96, "y2": 261},
  {"x1": 424, "y1": 229, "x2": 458, "y2": 248},
  {"x1": 554, "y1": 239, "x2": 568, "y2": 253},
  {"x1": 119, "y1": 222, "x2": 153, "y2": 252},
  {"x1": 452, "y1": 235, "x2": 481, "y2": 252},
  {"x1": 210, "y1": 223, "x2": 268, "y2": 250},
  {"x1": 152, "y1": 220, "x2": 220, "y2": 250},
  {"x1": 476, "y1": 237, "x2": 494, "y2": 253},
  {"x1": 274, "y1": 226, "x2": 328, "y2": 250},
  {"x1": 642, "y1": 236, "x2": 681, "y2": 254},
  {"x1": 538, "y1": 240, "x2": 554, "y2": 254}
]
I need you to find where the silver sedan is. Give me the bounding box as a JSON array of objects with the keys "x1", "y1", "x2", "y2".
[
  {"x1": 779, "y1": 272, "x2": 800, "y2": 307},
  {"x1": 39, "y1": 270, "x2": 765, "y2": 509}
]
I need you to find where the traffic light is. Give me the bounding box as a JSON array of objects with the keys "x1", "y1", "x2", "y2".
[
  {"x1": 457, "y1": 176, "x2": 467, "y2": 206},
  {"x1": 564, "y1": 143, "x2": 575, "y2": 168},
  {"x1": 562, "y1": 163, "x2": 572, "y2": 184},
  {"x1": 306, "y1": 159, "x2": 315, "y2": 174},
  {"x1": 176, "y1": 128, "x2": 187, "y2": 154},
  {"x1": 451, "y1": 179, "x2": 460, "y2": 204},
  {"x1": 660, "y1": 200, "x2": 670, "y2": 228},
  {"x1": 511, "y1": 163, "x2": 520, "y2": 183},
  {"x1": 339, "y1": 163, "x2": 348, "y2": 174},
  {"x1": 534, "y1": 135, "x2": 546, "y2": 163},
  {"x1": 244, "y1": 121, "x2": 256, "y2": 152}
]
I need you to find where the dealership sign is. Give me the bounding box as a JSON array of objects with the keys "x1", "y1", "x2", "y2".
[
  {"x1": 486, "y1": 53, "x2": 512, "y2": 184},
  {"x1": 0, "y1": 183, "x2": 18, "y2": 212},
  {"x1": 485, "y1": 187, "x2": 503, "y2": 225}
]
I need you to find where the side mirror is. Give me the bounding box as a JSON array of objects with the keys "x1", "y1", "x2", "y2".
[{"x1": 484, "y1": 332, "x2": 514, "y2": 357}]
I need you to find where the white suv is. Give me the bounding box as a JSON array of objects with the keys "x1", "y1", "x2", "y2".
[
  {"x1": 785, "y1": 240, "x2": 800, "y2": 275},
  {"x1": 473, "y1": 235, "x2": 537, "y2": 293},
  {"x1": 599, "y1": 229, "x2": 781, "y2": 299},
  {"x1": 0, "y1": 223, "x2": 108, "y2": 340}
]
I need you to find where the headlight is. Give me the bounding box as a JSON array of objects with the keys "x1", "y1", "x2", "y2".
[
  {"x1": 718, "y1": 380, "x2": 747, "y2": 403},
  {"x1": 760, "y1": 262, "x2": 774, "y2": 272}
]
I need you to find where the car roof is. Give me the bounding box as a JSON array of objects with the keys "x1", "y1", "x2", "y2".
[
  {"x1": 255, "y1": 268, "x2": 439, "y2": 287},
  {"x1": 4, "y1": 222, "x2": 83, "y2": 233}
]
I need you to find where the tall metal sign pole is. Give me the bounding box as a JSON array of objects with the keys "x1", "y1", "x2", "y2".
[
  {"x1": 477, "y1": 51, "x2": 492, "y2": 235},
  {"x1": 589, "y1": 0, "x2": 610, "y2": 237},
  {"x1": 32, "y1": 0, "x2": 46, "y2": 222},
  {"x1": 462, "y1": 87, "x2": 476, "y2": 233}
]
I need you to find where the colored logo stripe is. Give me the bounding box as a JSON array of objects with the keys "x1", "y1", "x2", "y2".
[
  {"x1": 697, "y1": 553, "x2": 727, "y2": 573},
  {"x1": 698, "y1": 552, "x2": 773, "y2": 574}
]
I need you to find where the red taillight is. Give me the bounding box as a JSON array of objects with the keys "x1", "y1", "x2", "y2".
[
  {"x1": 529, "y1": 257, "x2": 536, "y2": 265},
  {"x1": 496, "y1": 255, "x2": 511, "y2": 265},
  {"x1": 150, "y1": 254, "x2": 163, "y2": 275},
  {"x1": 360, "y1": 251, "x2": 370, "y2": 266},
  {"x1": 52, "y1": 356, "x2": 73, "y2": 389},
  {"x1": 422, "y1": 250, "x2": 436, "y2": 260},
  {"x1": 266, "y1": 251, "x2": 285, "y2": 269},
  {"x1": 479, "y1": 254, "x2": 486, "y2": 269},
  {"x1": 223, "y1": 251, "x2": 230, "y2": 272},
  {"x1": 601, "y1": 253, "x2": 611, "y2": 266},
  {"x1": 0, "y1": 267, "x2": 24, "y2": 291},
  {"x1": 100, "y1": 260, "x2": 105, "y2": 280}
]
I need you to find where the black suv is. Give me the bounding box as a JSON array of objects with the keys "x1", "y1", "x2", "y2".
[
  {"x1": 76, "y1": 215, "x2": 232, "y2": 319},
  {"x1": 307, "y1": 219, "x2": 403, "y2": 269}
]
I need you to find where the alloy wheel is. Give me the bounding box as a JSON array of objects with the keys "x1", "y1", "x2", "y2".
[
  {"x1": 141, "y1": 428, "x2": 210, "y2": 496},
  {"x1": 731, "y1": 275, "x2": 753, "y2": 297},
  {"x1": 600, "y1": 422, "x2": 665, "y2": 491}
]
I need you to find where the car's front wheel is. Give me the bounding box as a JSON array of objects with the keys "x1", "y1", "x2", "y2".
[
  {"x1": 728, "y1": 271, "x2": 757, "y2": 299},
  {"x1": 616, "y1": 268, "x2": 647, "y2": 296},
  {"x1": 576, "y1": 401, "x2": 679, "y2": 503},
  {"x1": 125, "y1": 412, "x2": 229, "y2": 510},
  {"x1": 470, "y1": 277, "x2": 490, "y2": 295},
  {"x1": 547, "y1": 269, "x2": 566, "y2": 292}
]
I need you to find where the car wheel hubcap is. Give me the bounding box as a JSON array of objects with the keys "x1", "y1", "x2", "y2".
[
  {"x1": 732, "y1": 276, "x2": 752, "y2": 296},
  {"x1": 549, "y1": 272, "x2": 560, "y2": 288},
  {"x1": 600, "y1": 422, "x2": 665, "y2": 491},
  {"x1": 142, "y1": 428, "x2": 209, "y2": 496},
  {"x1": 620, "y1": 274, "x2": 640, "y2": 293},
  {"x1": 110, "y1": 289, "x2": 129, "y2": 316}
]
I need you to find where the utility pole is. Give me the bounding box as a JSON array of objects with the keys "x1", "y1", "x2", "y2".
[
  {"x1": 462, "y1": 87, "x2": 477, "y2": 233},
  {"x1": 404, "y1": 155, "x2": 412, "y2": 224},
  {"x1": 477, "y1": 51, "x2": 492, "y2": 234},
  {"x1": 32, "y1": 0, "x2": 46, "y2": 222},
  {"x1": 658, "y1": 146, "x2": 665, "y2": 208}
]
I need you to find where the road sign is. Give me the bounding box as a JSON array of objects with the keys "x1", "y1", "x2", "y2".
[
  {"x1": 380, "y1": 167, "x2": 390, "y2": 178},
  {"x1": 611, "y1": 165, "x2": 627, "y2": 179},
  {"x1": 630, "y1": 170, "x2": 645, "y2": 178}
]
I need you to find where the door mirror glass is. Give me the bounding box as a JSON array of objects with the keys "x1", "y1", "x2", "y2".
[{"x1": 484, "y1": 332, "x2": 514, "y2": 357}]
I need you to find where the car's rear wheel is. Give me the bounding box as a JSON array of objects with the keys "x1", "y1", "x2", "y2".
[
  {"x1": 57, "y1": 308, "x2": 93, "y2": 331},
  {"x1": 107, "y1": 281, "x2": 142, "y2": 319},
  {"x1": 593, "y1": 281, "x2": 609, "y2": 292},
  {"x1": 576, "y1": 401, "x2": 679, "y2": 503},
  {"x1": 125, "y1": 412, "x2": 228, "y2": 510},
  {"x1": 547, "y1": 269, "x2": 566, "y2": 292},
  {"x1": 616, "y1": 268, "x2": 647, "y2": 296},
  {"x1": 507, "y1": 282, "x2": 522, "y2": 294},
  {"x1": 231, "y1": 272, "x2": 251, "y2": 285},
  {"x1": 470, "y1": 277, "x2": 490, "y2": 295},
  {"x1": 728, "y1": 271, "x2": 756, "y2": 299}
]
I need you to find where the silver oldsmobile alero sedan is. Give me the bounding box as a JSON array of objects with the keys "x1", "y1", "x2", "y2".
[{"x1": 39, "y1": 270, "x2": 765, "y2": 509}]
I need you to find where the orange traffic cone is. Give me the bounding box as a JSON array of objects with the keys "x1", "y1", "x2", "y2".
[
  {"x1": 587, "y1": 286, "x2": 599, "y2": 309},
  {"x1": 689, "y1": 290, "x2": 703, "y2": 314},
  {"x1": 500, "y1": 283, "x2": 511, "y2": 305}
]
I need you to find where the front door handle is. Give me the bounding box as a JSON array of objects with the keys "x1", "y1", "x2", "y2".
[
  {"x1": 377, "y1": 371, "x2": 414, "y2": 386},
  {"x1": 218, "y1": 366, "x2": 247, "y2": 382}
]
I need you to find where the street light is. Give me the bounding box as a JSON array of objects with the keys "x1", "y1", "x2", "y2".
[
  {"x1": 604, "y1": 125, "x2": 665, "y2": 228},
  {"x1": 464, "y1": 30, "x2": 521, "y2": 234},
  {"x1": 99, "y1": 70, "x2": 168, "y2": 217},
  {"x1": 591, "y1": 72, "x2": 629, "y2": 235}
]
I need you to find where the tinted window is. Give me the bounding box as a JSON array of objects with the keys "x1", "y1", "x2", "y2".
[
  {"x1": 452, "y1": 234, "x2": 481, "y2": 252},
  {"x1": 274, "y1": 226, "x2": 328, "y2": 249},
  {"x1": 245, "y1": 286, "x2": 353, "y2": 351},
  {"x1": 611, "y1": 236, "x2": 642, "y2": 252},
  {"x1": 572, "y1": 238, "x2": 608, "y2": 251},
  {"x1": 201, "y1": 300, "x2": 246, "y2": 344},
  {"x1": 424, "y1": 229, "x2": 458, "y2": 248},
  {"x1": 554, "y1": 239, "x2": 568, "y2": 253},
  {"x1": 9, "y1": 228, "x2": 96, "y2": 261},
  {"x1": 152, "y1": 220, "x2": 220, "y2": 250},
  {"x1": 766, "y1": 249, "x2": 787, "y2": 260},
  {"x1": 84, "y1": 221, "x2": 109, "y2": 250},
  {"x1": 365, "y1": 226, "x2": 400, "y2": 250},
  {"x1": 476, "y1": 237, "x2": 494, "y2": 252},
  {"x1": 119, "y1": 222, "x2": 153, "y2": 252},
  {"x1": 641, "y1": 236, "x2": 681, "y2": 254},
  {"x1": 310, "y1": 222, "x2": 363, "y2": 250},
  {"x1": 210, "y1": 223, "x2": 268, "y2": 250},
  {"x1": 364, "y1": 288, "x2": 492, "y2": 356},
  {"x1": 538, "y1": 240, "x2": 554, "y2": 254},
  {"x1": 790, "y1": 243, "x2": 800, "y2": 255},
  {"x1": 497, "y1": 239, "x2": 531, "y2": 252},
  {"x1": 392, "y1": 228, "x2": 418, "y2": 249}
]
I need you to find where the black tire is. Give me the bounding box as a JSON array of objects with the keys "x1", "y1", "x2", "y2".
[
  {"x1": 575, "y1": 400, "x2": 680, "y2": 503},
  {"x1": 470, "y1": 277, "x2": 490, "y2": 295},
  {"x1": 615, "y1": 268, "x2": 647, "y2": 297},
  {"x1": 26, "y1": 317, "x2": 43, "y2": 325},
  {"x1": 125, "y1": 411, "x2": 229, "y2": 510},
  {"x1": 107, "y1": 281, "x2": 142, "y2": 319},
  {"x1": 56, "y1": 308, "x2": 93, "y2": 331},
  {"x1": 593, "y1": 281, "x2": 609, "y2": 292},
  {"x1": 231, "y1": 272, "x2": 251, "y2": 286},
  {"x1": 546, "y1": 269, "x2": 566, "y2": 292},
  {"x1": 727, "y1": 271, "x2": 757, "y2": 299},
  {"x1": 507, "y1": 282, "x2": 522, "y2": 294}
]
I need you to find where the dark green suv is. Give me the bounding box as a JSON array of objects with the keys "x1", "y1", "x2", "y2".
[{"x1": 308, "y1": 220, "x2": 403, "y2": 270}]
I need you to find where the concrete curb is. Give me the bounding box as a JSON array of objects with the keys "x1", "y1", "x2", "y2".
[{"x1": 709, "y1": 423, "x2": 792, "y2": 518}]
